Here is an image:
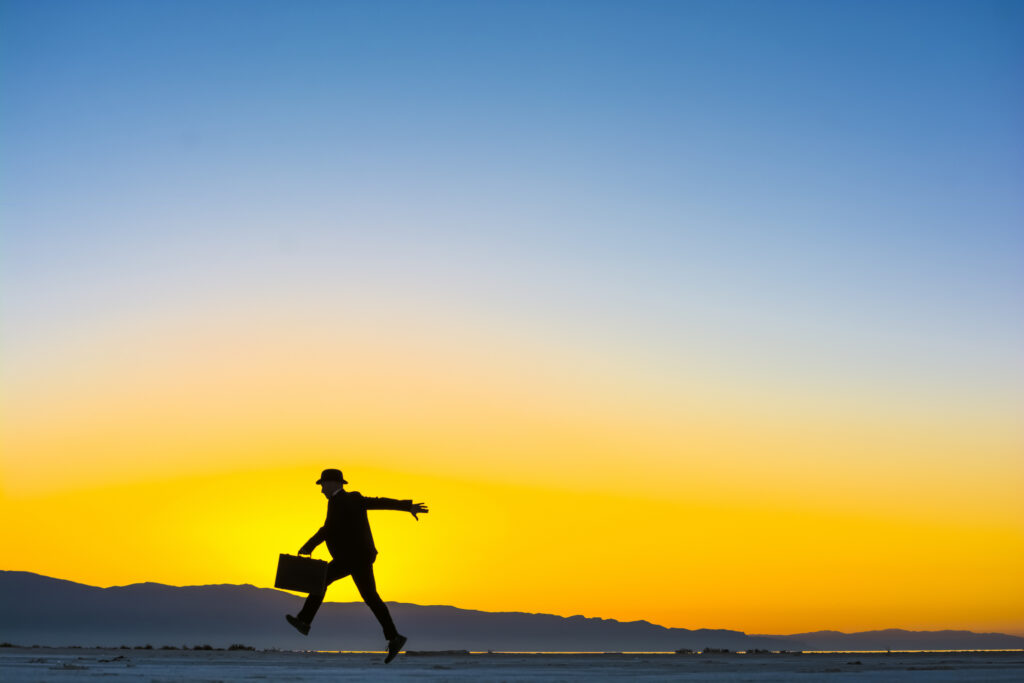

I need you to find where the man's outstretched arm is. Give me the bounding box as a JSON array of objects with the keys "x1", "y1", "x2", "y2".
[
  {"x1": 363, "y1": 496, "x2": 430, "y2": 520},
  {"x1": 298, "y1": 527, "x2": 326, "y2": 555}
]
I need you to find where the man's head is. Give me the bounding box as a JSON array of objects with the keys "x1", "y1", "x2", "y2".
[{"x1": 316, "y1": 468, "x2": 347, "y2": 497}]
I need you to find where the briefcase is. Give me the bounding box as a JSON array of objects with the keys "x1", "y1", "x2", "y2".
[{"x1": 274, "y1": 553, "x2": 329, "y2": 593}]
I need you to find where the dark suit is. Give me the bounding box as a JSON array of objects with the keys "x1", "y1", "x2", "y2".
[{"x1": 296, "y1": 490, "x2": 412, "y2": 639}]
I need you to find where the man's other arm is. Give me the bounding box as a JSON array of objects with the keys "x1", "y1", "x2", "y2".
[{"x1": 298, "y1": 527, "x2": 326, "y2": 555}]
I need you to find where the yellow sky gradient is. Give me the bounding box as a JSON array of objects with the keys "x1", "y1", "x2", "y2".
[
  {"x1": 2, "y1": 465, "x2": 1022, "y2": 635},
  {"x1": 2, "y1": 309, "x2": 1022, "y2": 635}
]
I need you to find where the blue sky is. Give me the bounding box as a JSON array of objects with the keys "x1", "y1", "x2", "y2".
[{"x1": 2, "y1": 0, "x2": 1022, "y2": 416}]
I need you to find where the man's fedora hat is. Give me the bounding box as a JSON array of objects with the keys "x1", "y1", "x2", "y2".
[{"x1": 316, "y1": 468, "x2": 348, "y2": 485}]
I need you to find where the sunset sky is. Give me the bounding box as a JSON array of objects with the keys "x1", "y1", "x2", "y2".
[{"x1": 2, "y1": 0, "x2": 1022, "y2": 636}]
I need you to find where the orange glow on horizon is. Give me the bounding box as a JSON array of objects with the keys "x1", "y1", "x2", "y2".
[{"x1": 2, "y1": 309, "x2": 1022, "y2": 636}]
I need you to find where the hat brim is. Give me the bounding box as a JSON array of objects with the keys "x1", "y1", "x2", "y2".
[{"x1": 316, "y1": 478, "x2": 347, "y2": 485}]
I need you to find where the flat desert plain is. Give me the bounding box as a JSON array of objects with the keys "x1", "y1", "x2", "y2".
[{"x1": 1, "y1": 648, "x2": 1023, "y2": 681}]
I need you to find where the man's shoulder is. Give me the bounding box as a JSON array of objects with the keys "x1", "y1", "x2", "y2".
[
  {"x1": 328, "y1": 490, "x2": 363, "y2": 506},
  {"x1": 335, "y1": 490, "x2": 365, "y2": 505}
]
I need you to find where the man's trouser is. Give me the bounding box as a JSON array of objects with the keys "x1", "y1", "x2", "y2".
[{"x1": 296, "y1": 559, "x2": 399, "y2": 641}]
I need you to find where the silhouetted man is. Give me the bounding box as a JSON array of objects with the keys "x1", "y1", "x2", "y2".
[{"x1": 286, "y1": 468, "x2": 428, "y2": 663}]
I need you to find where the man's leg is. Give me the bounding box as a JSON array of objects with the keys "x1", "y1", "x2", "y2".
[
  {"x1": 350, "y1": 563, "x2": 399, "y2": 641},
  {"x1": 296, "y1": 561, "x2": 351, "y2": 626}
]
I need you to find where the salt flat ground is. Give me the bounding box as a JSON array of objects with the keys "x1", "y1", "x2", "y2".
[{"x1": 1, "y1": 648, "x2": 1023, "y2": 682}]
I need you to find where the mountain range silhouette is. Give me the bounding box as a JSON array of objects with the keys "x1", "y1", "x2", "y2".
[{"x1": 2, "y1": 571, "x2": 1021, "y2": 652}]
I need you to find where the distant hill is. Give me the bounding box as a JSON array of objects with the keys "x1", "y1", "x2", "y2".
[
  {"x1": 773, "y1": 628, "x2": 1024, "y2": 652},
  {"x1": 2, "y1": 571, "x2": 1021, "y2": 652}
]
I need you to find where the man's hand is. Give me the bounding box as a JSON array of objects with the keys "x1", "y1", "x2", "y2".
[{"x1": 410, "y1": 502, "x2": 429, "y2": 520}]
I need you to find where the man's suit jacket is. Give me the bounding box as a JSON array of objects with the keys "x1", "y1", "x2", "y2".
[{"x1": 300, "y1": 490, "x2": 412, "y2": 564}]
